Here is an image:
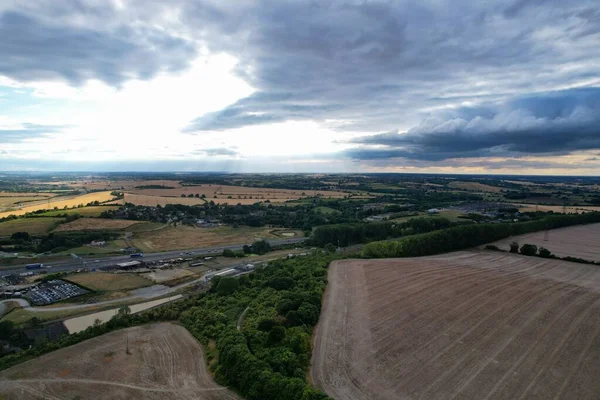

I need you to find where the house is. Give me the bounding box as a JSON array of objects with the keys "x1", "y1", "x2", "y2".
[{"x1": 90, "y1": 240, "x2": 106, "y2": 247}]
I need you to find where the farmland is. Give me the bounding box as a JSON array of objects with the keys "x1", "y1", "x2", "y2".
[
  {"x1": 312, "y1": 252, "x2": 600, "y2": 400},
  {"x1": 0, "y1": 193, "x2": 57, "y2": 212},
  {"x1": 65, "y1": 272, "x2": 152, "y2": 292},
  {"x1": 0, "y1": 218, "x2": 63, "y2": 236},
  {"x1": 0, "y1": 323, "x2": 240, "y2": 400},
  {"x1": 0, "y1": 191, "x2": 117, "y2": 219},
  {"x1": 448, "y1": 181, "x2": 504, "y2": 192},
  {"x1": 123, "y1": 193, "x2": 206, "y2": 206},
  {"x1": 122, "y1": 184, "x2": 352, "y2": 206},
  {"x1": 54, "y1": 218, "x2": 140, "y2": 232},
  {"x1": 489, "y1": 222, "x2": 600, "y2": 262},
  {"x1": 37, "y1": 205, "x2": 120, "y2": 217},
  {"x1": 131, "y1": 225, "x2": 302, "y2": 252},
  {"x1": 516, "y1": 204, "x2": 600, "y2": 213}
]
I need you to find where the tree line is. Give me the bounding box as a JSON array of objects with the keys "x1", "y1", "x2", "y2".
[
  {"x1": 311, "y1": 217, "x2": 456, "y2": 247},
  {"x1": 362, "y1": 212, "x2": 600, "y2": 258}
]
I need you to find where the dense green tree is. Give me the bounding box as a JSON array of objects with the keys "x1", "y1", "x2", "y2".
[
  {"x1": 324, "y1": 243, "x2": 336, "y2": 253},
  {"x1": 520, "y1": 244, "x2": 538, "y2": 256},
  {"x1": 538, "y1": 247, "x2": 553, "y2": 258},
  {"x1": 216, "y1": 277, "x2": 239, "y2": 295}
]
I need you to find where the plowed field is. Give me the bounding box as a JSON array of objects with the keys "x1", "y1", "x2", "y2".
[
  {"x1": 488, "y1": 222, "x2": 600, "y2": 262},
  {"x1": 0, "y1": 323, "x2": 240, "y2": 400},
  {"x1": 312, "y1": 251, "x2": 600, "y2": 400}
]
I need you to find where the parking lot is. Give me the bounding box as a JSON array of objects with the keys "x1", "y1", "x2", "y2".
[{"x1": 25, "y1": 280, "x2": 89, "y2": 306}]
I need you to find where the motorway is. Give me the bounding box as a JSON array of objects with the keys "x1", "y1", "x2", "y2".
[{"x1": 1, "y1": 237, "x2": 305, "y2": 276}]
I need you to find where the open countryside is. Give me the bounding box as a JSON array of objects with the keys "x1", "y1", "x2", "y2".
[
  {"x1": 1, "y1": 173, "x2": 600, "y2": 400},
  {"x1": 0, "y1": 323, "x2": 240, "y2": 400},
  {"x1": 489, "y1": 223, "x2": 600, "y2": 262},
  {"x1": 312, "y1": 252, "x2": 600, "y2": 400},
  {"x1": 131, "y1": 225, "x2": 302, "y2": 252},
  {"x1": 54, "y1": 218, "x2": 142, "y2": 232},
  {"x1": 0, "y1": 191, "x2": 117, "y2": 219}
]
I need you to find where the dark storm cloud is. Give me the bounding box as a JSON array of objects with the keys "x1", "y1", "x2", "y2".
[
  {"x1": 0, "y1": 10, "x2": 195, "y2": 86},
  {"x1": 347, "y1": 88, "x2": 600, "y2": 161},
  {"x1": 180, "y1": 0, "x2": 600, "y2": 136},
  {"x1": 0, "y1": 123, "x2": 67, "y2": 143}
]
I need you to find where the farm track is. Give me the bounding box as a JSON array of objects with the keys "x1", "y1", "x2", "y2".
[{"x1": 311, "y1": 251, "x2": 600, "y2": 400}]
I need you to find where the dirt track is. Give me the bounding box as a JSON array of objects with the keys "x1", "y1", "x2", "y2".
[
  {"x1": 489, "y1": 222, "x2": 600, "y2": 262},
  {"x1": 0, "y1": 323, "x2": 240, "y2": 400},
  {"x1": 312, "y1": 251, "x2": 600, "y2": 400}
]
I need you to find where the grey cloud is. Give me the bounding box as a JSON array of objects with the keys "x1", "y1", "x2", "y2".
[
  {"x1": 0, "y1": 10, "x2": 195, "y2": 86},
  {"x1": 181, "y1": 0, "x2": 600, "y2": 134},
  {"x1": 0, "y1": 123, "x2": 67, "y2": 143},
  {"x1": 347, "y1": 87, "x2": 600, "y2": 161}
]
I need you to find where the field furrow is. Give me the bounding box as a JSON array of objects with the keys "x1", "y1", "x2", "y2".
[{"x1": 312, "y1": 251, "x2": 600, "y2": 400}]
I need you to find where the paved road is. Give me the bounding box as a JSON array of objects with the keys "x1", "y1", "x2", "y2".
[{"x1": 1, "y1": 237, "x2": 305, "y2": 275}]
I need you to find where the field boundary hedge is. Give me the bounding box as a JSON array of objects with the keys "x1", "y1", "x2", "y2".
[{"x1": 362, "y1": 212, "x2": 600, "y2": 258}]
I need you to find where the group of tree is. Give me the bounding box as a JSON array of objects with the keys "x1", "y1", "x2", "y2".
[
  {"x1": 1, "y1": 229, "x2": 118, "y2": 254},
  {"x1": 180, "y1": 254, "x2": 335, "y2": 400},
  {"x1": 362, "y1": 212, "x2": 600, "y2": 258},
  {"x1": 311, "y1": 216, "x2": 455, "y2": 247}
]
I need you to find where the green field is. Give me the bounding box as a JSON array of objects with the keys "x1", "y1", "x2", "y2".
[
  {"x1": 37, "y1": 205, "x2": 120, "y2": 217},
  {"x1": 58, "y1": 239, "x2": 128, "y2": 256},
  {"x1": 0, "y1": 217, "x2": 63, "y2": 236},
  {"x1": 314, "y1": 206, "x2": 340, "y2": 214}
]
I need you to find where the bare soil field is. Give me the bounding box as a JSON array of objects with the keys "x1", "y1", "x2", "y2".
[
  {"x1": 53, "y1": 218, "x2": 140, "y2": 232},
  {"x1": 489, "y1": 222, "x2": 600, "y2": 262},
  {"x1": 145, "y1": 269, "x2": 196, "y2": 283},
  {"x1": 65, "y1": 272, "x2": 152, "y2": 291},
  {"x1": 312, "y1": 251, "x2": 600, "y2": 400},
  {"x1": 0, "y1": 323, "x2": 240, "y2": 400},
  {"x1": 131, "y1": 225, "x2": 301, "y2": 252},
  {"x1": 0, "y1": 191, "x2": 117, "y2": 218}
]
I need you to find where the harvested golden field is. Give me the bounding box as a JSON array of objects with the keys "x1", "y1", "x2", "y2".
[
  {"x1": 132, "y1": 225, "x2": 301, "y2": 252},
  {"x1": 516, "y1": 203, "x2": 600, "y2": 213},
  {"x1": 39, "y1": 179, "x2": 184, "y2": 191},
  {"x1": 124, "y1": 193, "x2": 206, "y2": 206},
  {"x1": 312, "y1": 251, "x2": 600, "y2": 400},
  {"x1": 0, "y1": 193, "x2": 57, "y2": 211},
  {"x1": 128, "y1": 184, "x2": 350, "y2": 203},
  {"x1": 0, "y1": 191, "x2": 117, "y2": 218},
  {"x1": 0, "y1": 323, "x2": 240, "y2": 400},
  {"x1": 0, "y1": 218, "x2": 63, "y2": 236},
  {"x1": 489, "y1": 222, "x2": 600, "y2": 262},
  {"x1": 448, "y1": 181, "x2": 503, "y2": 192},
  {"x1": 65, "y1": 272, "x2": 152, "y2": 291},
  {"x1": 53, "y1": 218, "x2": 140, "y2": 232}
]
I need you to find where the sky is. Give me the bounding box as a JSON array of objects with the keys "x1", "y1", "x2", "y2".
[{"x1": 0, "y1": 0, "x2": 599, "y2": 175}]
